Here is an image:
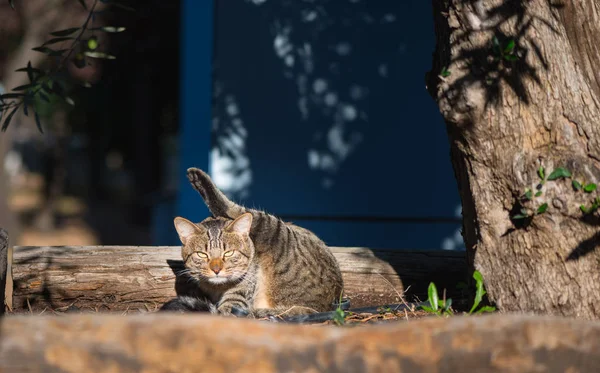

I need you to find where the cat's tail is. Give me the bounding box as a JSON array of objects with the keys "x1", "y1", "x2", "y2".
[{"x1": 187, "y1": 167, "x2": 246, "y2": 219}]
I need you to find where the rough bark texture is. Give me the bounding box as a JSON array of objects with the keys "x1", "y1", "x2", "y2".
[
  {"x1": 0, "y1": 229, "x2": 7, "y2": 316},
  {"x1": 428, "y1": 0, "x2": 600, "y2": 319},
  {"x1": 10, "y1": 246, "x2": 466, "y2": 312},
  {"x1": 1, "y1": 313, "x2": 599, "y2": 372}
]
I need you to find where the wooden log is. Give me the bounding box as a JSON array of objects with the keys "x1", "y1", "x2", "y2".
[
  {"x1": 11, "y1": 246, "x2": 467, "y2": 312},
  {"x1": 0, "y1": 229, "x2": 7, "y2": 316},
  {"x1": 1, "y1": 313, "x2": 599, "y2": 372}
]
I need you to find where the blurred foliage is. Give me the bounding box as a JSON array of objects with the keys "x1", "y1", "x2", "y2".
[{"x1": 0, "y1": 0, "x2": 131, "y2": 133}]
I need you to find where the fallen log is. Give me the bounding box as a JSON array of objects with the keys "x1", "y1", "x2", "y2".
[
  {"x1": 0, "y1": 229, "x2": 7, "y2": 316},
  {"x1": 1, "y1": 313, "x2": 599, "y2": 372},
  {"x1": 10, "y1": 246, "x2": 467, "y2": 312}
]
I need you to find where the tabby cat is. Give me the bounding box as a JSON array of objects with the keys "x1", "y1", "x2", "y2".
[{"x1": 161, "y1": 168, "x2": 344, "y2": 319}]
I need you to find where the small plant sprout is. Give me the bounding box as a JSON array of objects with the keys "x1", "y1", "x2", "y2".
[
  {"x1": 469, "y1": 271, "x2": 496, "y2": 314},
  {"x1": 420, "y1": 282, "x2": 452, "y2": 316},
  {"x1": 538, "y1": 166, "x2": 545, "y2": 181},
  {"x1": 332, "y1": 292, "x2": 346, "y2": 326}
]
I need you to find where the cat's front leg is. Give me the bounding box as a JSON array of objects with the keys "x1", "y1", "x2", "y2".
[{"x1": 217, "y1": 287, "x2": 251, "y2": 317}]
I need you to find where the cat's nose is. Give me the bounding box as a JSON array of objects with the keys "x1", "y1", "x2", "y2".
[{"x1": 209, "y1": 259, "x2": 223, "y2": 274}]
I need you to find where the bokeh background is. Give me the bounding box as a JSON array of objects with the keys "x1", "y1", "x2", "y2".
[{"x1": 0, "y1": 0, "x2": 464, "y2": 251}]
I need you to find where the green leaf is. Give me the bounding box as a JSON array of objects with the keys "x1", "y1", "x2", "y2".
[
  {"x1": 536, "y1": 203, "x2": 548, "y2": 214},
  {"x1": 83, "y1": 51, "x2": 116, "y2": 60},
  {"x1": 584, "y1": 183, "x2": 597, "y2": 193},
  {"x1": 440, "y1": 67, "x2": 451, "y2": 78},
  {"x1": 427, "y1": 282, "x2": 439, "y2": 311},
  {"x1": 15, "y1": 66, "x2": 43, "y2": 75},
  {"x1": 538, "y1": 166, "x2": 545, "y2": 180},
  {"x1": 90, "y1": 26, "x2": 126, "y2": 33},
  {"x1": 524, "y1": 189, "x2": 533, "y2": 200},
  {"x1": 42, "y1": 37, "x2": 74, "y2": 46},
  {"x1": 475, "y1": 306, "x2": 496, "y2": 314},
  {"x1": 503, "y1": 54, "x2": 518, "y2": 61},
  {"x1": 503, "y1": 39, "x2": 515, "y2": 54},
  {"x1": 535, "y1": 191, "x2": 542, "y2": 197},
  {"x1": 443, "y1": 298, "x2": 453, "y2": 311},
  {"x1": 547, "y1": 167, "x2": 571, "y2": 180},
  {"x1": 50, "y1": 27, "x2": 80, "y2": 37},
  {"x1": 1, "y1": 105, "x2": 19, "y2": 131},
  {"x1": 573, "y1": 180, "x2": 582, "y2": 191},
  {"x1": 333, "y1": 308, "x2": 345, "y2": 326},
  {"x1": 11, "y1": 83, "x2": 35, "y2": 91},
  {"x1": 0, "y1": 93, "x2": 25, "y2": 99},
  {"x1": 492, "y1": 36, "x2": 500, "y2": 48},
  {"x1": 34, "y1": 110, "x2": 43, "y2": 133},
  {"x1": 581, "y1": 205, "x2": 589, "y2": 214},
  {"x1": 26, "y1": 61, "x2": 34, "y2": 82},
  {"x1": 420, "y1": 305, "x2": 435, "y2": 313},
  {"x1": 470, "y1": 271, "x2": 485, "y2": 314},
  {"x1": 32, "y1": 46, "x2": 62, "y2": 56},
  {"x1": 38, "y1": 92, "x2": 50, "y2": 103},
  {"x1": 512, "y1": 213, "x2": 528, "y2": 220}
]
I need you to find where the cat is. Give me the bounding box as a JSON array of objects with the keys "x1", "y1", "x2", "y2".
[{"x1": 160, "y1": 167, "x2": 344, "y2": 319}]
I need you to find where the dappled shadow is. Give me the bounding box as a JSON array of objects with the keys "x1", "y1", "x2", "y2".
[
  {"x1": 428, "y1": 0, "x2": 562, "y2": 121},
  {"x1": 213, "y1": 0, "x2": 404, "y2": 193},
  {"x1": 10, "y1": 246, "x2": 78, "y2": 311}
]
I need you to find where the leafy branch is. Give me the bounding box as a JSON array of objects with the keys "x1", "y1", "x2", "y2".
[{"x1": 0, "y1": 0, "x2": 130, "y2": 132}]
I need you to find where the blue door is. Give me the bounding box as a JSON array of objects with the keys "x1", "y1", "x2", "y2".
[{"x1": 173, "y1": 0, "x2": 464, "y2": 251}]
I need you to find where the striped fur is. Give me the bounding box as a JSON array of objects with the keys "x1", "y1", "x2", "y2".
[{"x1": 168, "y1": 167, "x2": 344, "y2": 319}]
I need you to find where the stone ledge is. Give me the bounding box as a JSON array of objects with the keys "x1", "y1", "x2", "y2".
[{"x1": 1, "y1": 313, "x2": 599, "y2": 372}]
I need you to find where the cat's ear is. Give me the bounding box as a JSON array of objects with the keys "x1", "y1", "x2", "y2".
[
  {"x1": 226, "y1": 213, "x2": 253, "y2": 235},
  {"x1": 174, "y1": 217, "x2": 202, "y2": 244}
]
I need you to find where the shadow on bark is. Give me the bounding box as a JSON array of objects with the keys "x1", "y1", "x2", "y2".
[
  {"x1": 567, "y1": 216, "x2": 600, "y2": 261},
  {"x1": 11, "y1": 247, "x2": 77, "y2": 312},
  {"x1": 428, "y1": 0, "x2": 563, "y2": 126}
]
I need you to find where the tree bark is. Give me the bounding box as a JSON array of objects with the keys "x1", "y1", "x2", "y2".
[
  {"x1": 9, "y1": 245, "x2": 467, "y2": 312},
  {"x1": 0, "y1": 229, "x2": 7, "y2": 316},
  {"x1": 428, "y1": 0, "x2": 600, "y2": 319},
  {"x1": 1, "y1": 314, "x2": 599, "y2": 372}
]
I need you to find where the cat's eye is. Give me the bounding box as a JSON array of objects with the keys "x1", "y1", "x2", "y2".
[
  {"x1": 195, "y1": 252, "x2": 208, "y2": 259},
  {"x1": 223, "y1": 250, "x2": 234, "y2": 258}
]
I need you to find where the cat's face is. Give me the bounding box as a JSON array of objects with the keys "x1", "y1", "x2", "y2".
[{"x1": 174, "y1": 213, "x2": 254, "y2": 286}]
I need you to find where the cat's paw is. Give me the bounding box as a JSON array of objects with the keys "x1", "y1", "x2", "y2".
[
  {"x1": 217, "y1": 304, "x2": 248, "y2": 317},
  {"x1": 250, "y1": 309, "x2": 284, "y2": 321}
]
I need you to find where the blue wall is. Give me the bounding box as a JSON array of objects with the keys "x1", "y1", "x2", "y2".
[{"x1": 170, "y1": 0, "x2": 464, "y2": 250}]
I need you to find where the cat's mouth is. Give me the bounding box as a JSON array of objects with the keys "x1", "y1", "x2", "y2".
[{"x1": 207, "y1": 276, "x2": 230, "y2": 285}]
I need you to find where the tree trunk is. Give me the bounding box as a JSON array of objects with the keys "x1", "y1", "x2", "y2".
[{"x1": 428, "y1": 0, "x2": 600, "y2": 319}]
